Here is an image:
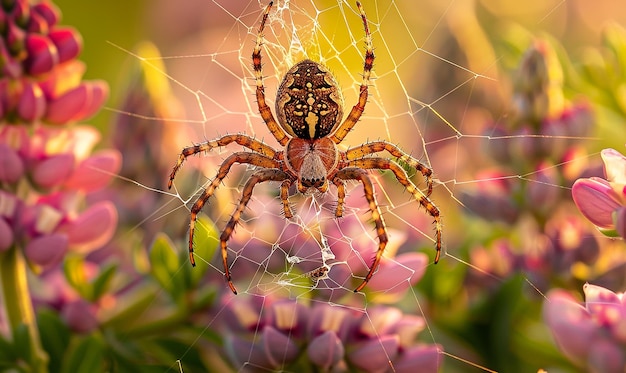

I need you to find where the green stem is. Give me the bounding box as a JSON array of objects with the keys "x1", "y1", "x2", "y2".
[{"x1": 0, "y1": 246, "x2": 49, "y2": 373}]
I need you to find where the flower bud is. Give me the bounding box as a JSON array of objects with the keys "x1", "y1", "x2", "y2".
[
  {"x1": 64, "y1": 149, "x2": 121, "y2": 192},
  {"x1": 62, "y1": 299, "x2": 98, "y2": 334},
  {"x1": 48, "y1": 27, "x2": 81, "y2": 63},
  {"x1": 31, "y1": 153, "x2": 75, "y2": 188},
  {"x1": 17, "y1": 80, "x2": 45, "y2": 121},
  {"x1": 64, "y1": 201, "x2": 117, "y2": 253},
  {"x1": 601, "y1": 148, "x2": 626, "y2": 184},
  {"x1": 307, "y1": 331, "x2": 344, "y2": 369},
  {"x1": 543, "y1": 289, "x2": 597, "y2": 365},
  {"x1": 394, "y1": 344, "x2": 442, "y2": 373},
  {"x1": 31, "y1": 3, "x2": 60, "y2": 29},
  {"x1": 24, "y1": 33, "x2": 59, "y2": 75},
  {"x1": 349, "y1": 334, "x2": 399, "y2": 372},
  {"x1": 0, "y1": 143, "x2": 24, "y2": 182},
  {"x1": 24, "y1": 233, "x2": 68, "y2": 267},
  {"x1": 262, "y1": 326, "x2": 299, "y2": 368},
  {"x1": 45, "y1": 81, "x2": 108, "y2": 123},
  {"x1": 572, "y1": 177, "x2": 621, "y2": 228}
]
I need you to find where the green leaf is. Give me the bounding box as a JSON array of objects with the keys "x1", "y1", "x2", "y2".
[
  {"x1": 13, "y1": 323, "x2": 32, "y2": 363},
  {"x1": 149, "y1": 233, "x2": 180, "y2": 294},
  {"x1": 38, "y1": 309, "x2": 70, "y2": 373},
  {"x1": 92, "y1": 263, "x2": 118, "y2": 300},
  {"x1": 62, "y1": 335, "x2": 105, "y2": 373},
  {"x1": 0, "y1": 335, "x2": 16, "y2": 364}
]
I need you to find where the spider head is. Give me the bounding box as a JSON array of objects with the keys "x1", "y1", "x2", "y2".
[{"x1": 275, "y1": 59, "x2": 344, "y2": 140}]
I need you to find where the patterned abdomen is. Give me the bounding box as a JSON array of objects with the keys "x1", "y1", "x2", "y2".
[{"x1": 275, "y1": 60, "x2": 344, "y2": 139}]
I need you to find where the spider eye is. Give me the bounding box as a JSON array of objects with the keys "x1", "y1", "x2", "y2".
[{"x1": 275, "y1": 59, "x2": 344, "y2": 139}]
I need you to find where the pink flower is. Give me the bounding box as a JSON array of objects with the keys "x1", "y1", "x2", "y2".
[
  {"x1": 544, "y1": 284, "x2": 626, "y2": 371},
  {"x1": 572, "y1": 148, "x2": 626, "y2": 238},
  {"x1": 220, "y1": 296, "x2": 442, "y2": 371}
]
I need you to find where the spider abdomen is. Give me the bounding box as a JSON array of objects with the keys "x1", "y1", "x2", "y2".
[{"x1": 276, "y1": 59, "x2": 344, "y2": 139}]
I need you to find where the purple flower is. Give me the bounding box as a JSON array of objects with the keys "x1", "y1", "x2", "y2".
[
  {"x1": 544, "y1": 284, "x2": 626, "y2": 372},
  {"x1": 0, "y1": 0, "x2": 120, "y2": 347},
  {"x1": 572, "y1": 148, "x2": 626, "y2": 238},
  {"x1": 220, "y1": 295, "x2": 442, "y2": 371}
]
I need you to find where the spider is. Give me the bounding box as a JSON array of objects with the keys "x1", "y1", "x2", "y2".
[{"x1": 168, "y1": 1, "x2": 442, "y2": 295}]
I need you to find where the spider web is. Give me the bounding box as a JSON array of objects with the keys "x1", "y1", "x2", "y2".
[{"x1": 102, "y1": 0, "x2": 622, "y2": 372}]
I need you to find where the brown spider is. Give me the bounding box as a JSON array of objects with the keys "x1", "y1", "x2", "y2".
[{"x1": 168, "y1": 1, "x2": 442, "y2": 295}]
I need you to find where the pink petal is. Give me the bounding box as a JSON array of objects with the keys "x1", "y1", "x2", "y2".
[
  {"x1": 32, "y1": 3, "x2": 60, "y2": 28},
  {"x1": 27, "y1": 11, "x2": 50, "y2": 33},
  {"x1": 307, "y1": 330, "x2": 344, "y2": 369},
  {"x1": 584, "y1": 283, "x2": 623, "y2": 327},
  {"x1": 308, "y1": 303, "x2": 353, "y2": 342},
  {"x1": 616, "y1": 207, "x2": 626, "y2": 239},
  {"x1": 45, "y1": 84, "x2": 88, "y2": 124},
  {"x1": 367, "y1": 253, "x2": 428, "y2": 293},
  {"x1": 24, "y1": 233, "x2": 68, "y2": 267},
  {"x1": 17, "y1": 81, "x2": 46, "y2": 122},
  {"x1": 391, "y1": 315, "x2": 426, "y2": 347},
  {"x1": 572, "y1": 178, "x2": 621, "y2": 228},
  {"x1": 601, "y1": 148, "x2": 626, "y2": 185},
  {"x1": 24, "y1": 33, "x2": 59, "y2": 75},
  {"x1": 271, "y1": 300, "x2": 308, "y2": 334},
  {"x1": 262, "y1": 326, "x2": 299, "y2": 368},
  {"x1": 543, "y1": 289, "x2": 596, "y2": 365},
  {"x1": 64, "y1": 149, "x2": 121, "y2": 192},
  {"x1": 32, "y1": 153, "x2": 75, "y2": 188},
  {"x1": 71, "y1": 81, "x2": 108, "y2": 122},
  {"x1": 65, "y1": 202, "x2": 117, "y2": 253},
  {"x1": 393, "y1": 344, "x2": 442, "y2": 373},
  {"x1": 348, "y1": 335, "x2": 399, "y2": 372},
  {"x1": 45, "y1": 81, "x2": 108, "y2": 124},
  {"x1": 358, "y1": 307, "x2": 402, "y2": 338},
  {"x1": 48, "y1": 28, "x2": 82, "y2": 63},
  {"x1": 588, "y1": 339, "x2": 626, "y2": 373},
  {"x1": 226, "y1": 335, "x2": 271, "y2": 369},
  {"x1": 0, "y1": 143, "x2": 24, "y2": 183}
]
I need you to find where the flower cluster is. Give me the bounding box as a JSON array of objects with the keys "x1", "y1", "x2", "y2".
[
  {"x1": 544, "y1": 283, "x2": 626, "y2": 372},
  {"x1": 460, "y1": 39, "x2": 601, "y2": 289},
  {"x1": 220, "y1": 295, "x2": 442, "y2": 372},
  {"x1": 0, "y1": 0, "x2": 120, "y2": 268},
  {"x1": 572, "y1": 148, "x2": 626, "y2": 239}
]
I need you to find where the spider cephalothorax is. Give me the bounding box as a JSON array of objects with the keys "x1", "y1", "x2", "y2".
[{"x1": 168, "y1": 2, "x2": 442, "y2": 295}]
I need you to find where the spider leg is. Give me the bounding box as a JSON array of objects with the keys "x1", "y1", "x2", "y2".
[
  {"x1": 280, "y1": 179, "x2": 293, "y2": 218},
  {"x1": 187, "y1": 152, "x2": 280, "y2": 267},
  {"x1": 253, "y1": 2, "x2": 289, "y2": 146},
  {"x1": 345, "y1": 141, "x2": 433, "y2": 196},
  {"x1": 348, "y1": 157, "x2": 442, "y2": 264},
  {"x1": 330, "y1": 2, "x2": 374, "y2": 144},
  {"x1": 335, "y1": 168, "x2": 388, "y2": 293},
  {"x1": 168, "y1": 134, "x2": 278, "y2": 189},
  {"x1": 220, "y1": 168, "x2": 291, "y2": 294},
  {"x1": 333, "y1": 177, "x2": 347, "y2": 217}
]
